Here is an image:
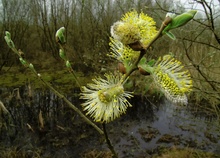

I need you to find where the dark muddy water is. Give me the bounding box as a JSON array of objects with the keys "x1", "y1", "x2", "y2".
[
  {"x1": 108, "y1": 99, "x2": 220, "y2": 157},
  {"x1": 0, "y1": 86, "x2": 219, "y2": 157}
]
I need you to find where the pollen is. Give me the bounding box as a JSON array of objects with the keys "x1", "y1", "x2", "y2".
[
  {"x1": 153, "y1": 55, "x2": 193, "y2": 104},
  {"x1": 111, "y1": 10, "x2": 158, "y2": 46}
]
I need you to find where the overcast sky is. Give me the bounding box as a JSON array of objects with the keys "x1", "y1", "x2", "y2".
[
  {"x1": 179, "y1": 0, "x2": 220, "y2": 10},
  {"x1": 176, "y1": 0, "x2": 220, "y2": 19}
]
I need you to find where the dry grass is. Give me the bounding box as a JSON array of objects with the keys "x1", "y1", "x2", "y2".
[
  {"x1": 81, "y1": 149, "x2": 113, "y2": 158},
  {"x1": 0, "y1": 146, "x2": 42, "y2": 158},
  {"x1": 155, "y1": 147, "x2": 218, "y2": 158}
]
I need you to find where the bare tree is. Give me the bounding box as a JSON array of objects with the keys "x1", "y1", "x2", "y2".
[
  {"x1": 0, "y1": 0, "x2": 31, "y2": 70},
  {"x1": 155, "y1": 0, "x2": 220, "y2": 114}
]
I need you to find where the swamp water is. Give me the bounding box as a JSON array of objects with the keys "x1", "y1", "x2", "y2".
[{"x1": 0, "y1": 86, "x2": 219, "y2": 157}]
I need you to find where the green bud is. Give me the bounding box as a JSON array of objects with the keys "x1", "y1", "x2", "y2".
[
  {"x1": 19, "y1": 57, "x2": 27, "y2": 66},
  {"x1": 55, "y1": 27, "x2": 66, "y2": 44},
  {"x1": 59, "y1": 49, "x2": 66, "y2": 60},
  {"x1": 164, "y1": 31, "x2": 176, "y2": 40},
  {"x1": 29, "y1": 63, "x2": 35, "y2": 70},
  {"x1": 138, "y1": 57, "x2": 154, "y2": 74},
  {"x1": 66, "y1": 60, "x2": 71, "y2": 68},
  {"x1": 163, "y1": 10, "x2": 197, "y2": 33},
  {"x1": 5, "y1": 31, "x2": 11, "y2": 39},
  {"x1": 138, "y1": 57, "x2": 147, "y2": 66},
  {"x1": 4, "y1": 35, "x2": 15, "y2": 48},
  {"x1": 147, "y1": 59, "x2": 156, "y2": 67}
]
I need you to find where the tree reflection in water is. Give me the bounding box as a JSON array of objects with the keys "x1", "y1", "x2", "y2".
[{"x1": 0, "y1": 86, "x2": 219, "y2": 157}]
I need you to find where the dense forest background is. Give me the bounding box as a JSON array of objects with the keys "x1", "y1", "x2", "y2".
[{"x1": 0, "y1": 0, "x2": 220, "y2": 115}]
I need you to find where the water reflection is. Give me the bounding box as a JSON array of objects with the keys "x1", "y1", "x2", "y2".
[
  {"x1": 110, "y1": 99, "x2": 220, "y2": 157},
  {"x1": 0, "y1": 86, "x2": 219, "y2": 157}
]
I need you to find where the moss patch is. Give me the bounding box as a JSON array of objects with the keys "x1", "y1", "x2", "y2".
[{"x1": 0, "y1": 66, "x2": 91, "y2": 93}]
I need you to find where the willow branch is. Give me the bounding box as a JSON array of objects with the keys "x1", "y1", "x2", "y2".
[
  {"x1": 9, "y1": 46, "x2": 104, "y2": 135},
  {"x1": 57, "y1": 43, "x2": 82, "y2": 87},
  {"x1": 102, "y1": 123, "x2": 118, "y2": 158}
]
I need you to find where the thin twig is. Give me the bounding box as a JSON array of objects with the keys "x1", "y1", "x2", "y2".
[
  {"x1": 8, "y1": 45, "x2": 104, "y2": 135},
  {"x1": 58, "y1": 43, "x2": 82, "y2": 87},
  {"x1": 102, "y1": 123, "x2": 118, "y2": 158}
]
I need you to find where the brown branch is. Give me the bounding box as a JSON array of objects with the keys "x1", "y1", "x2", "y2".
[
  {"x1": 179, "y1": 23, "x2": 220, "y2": 51},
  {"x1": 182, "y1": 41, "x2": 218, "y2": 92},
  {"x1": 181, "y1": 38, "x2": 220, "y2": 51},
  {"x1": 193, "y1": 86, "x2": 220, "y2": 95},
  {"x1": 192, "y1": 76, "x2": 220, "y2": 85},
  {"x1": 195, "y1": 0, "x2": 220, "y2": 44}
]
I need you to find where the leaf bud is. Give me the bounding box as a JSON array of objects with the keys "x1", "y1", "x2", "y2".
[
  {"x1": 118, "y1": 62, "x2": 126, "y2": 74},
  {"x1": 138, "y1": 67, "x2": 150, "y2": 76},
  {"x1": 5, "y1": 31, "x2": 11, "y2": 40},
  {"x1": 19, "y1": 57, "x2": 27, "y2": 66},
  {"x1": 55, "y1": 27, "x2": 66, "y2": 44},
  {"x1": 163, "y1": 10, "x2": 197, "y2": 32},
  {"x1": 66, "y1": 60, "x2": 71, "y2": 68},
  {"x1": 59, "y1": 49, "x2": 66, "y2": 60},
  {"x1": 29, "y1": 63, "x2": 35, "y2": 70},
  {"x1": 4, "y1": 34, "x2": 15, "y2": 48}
]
